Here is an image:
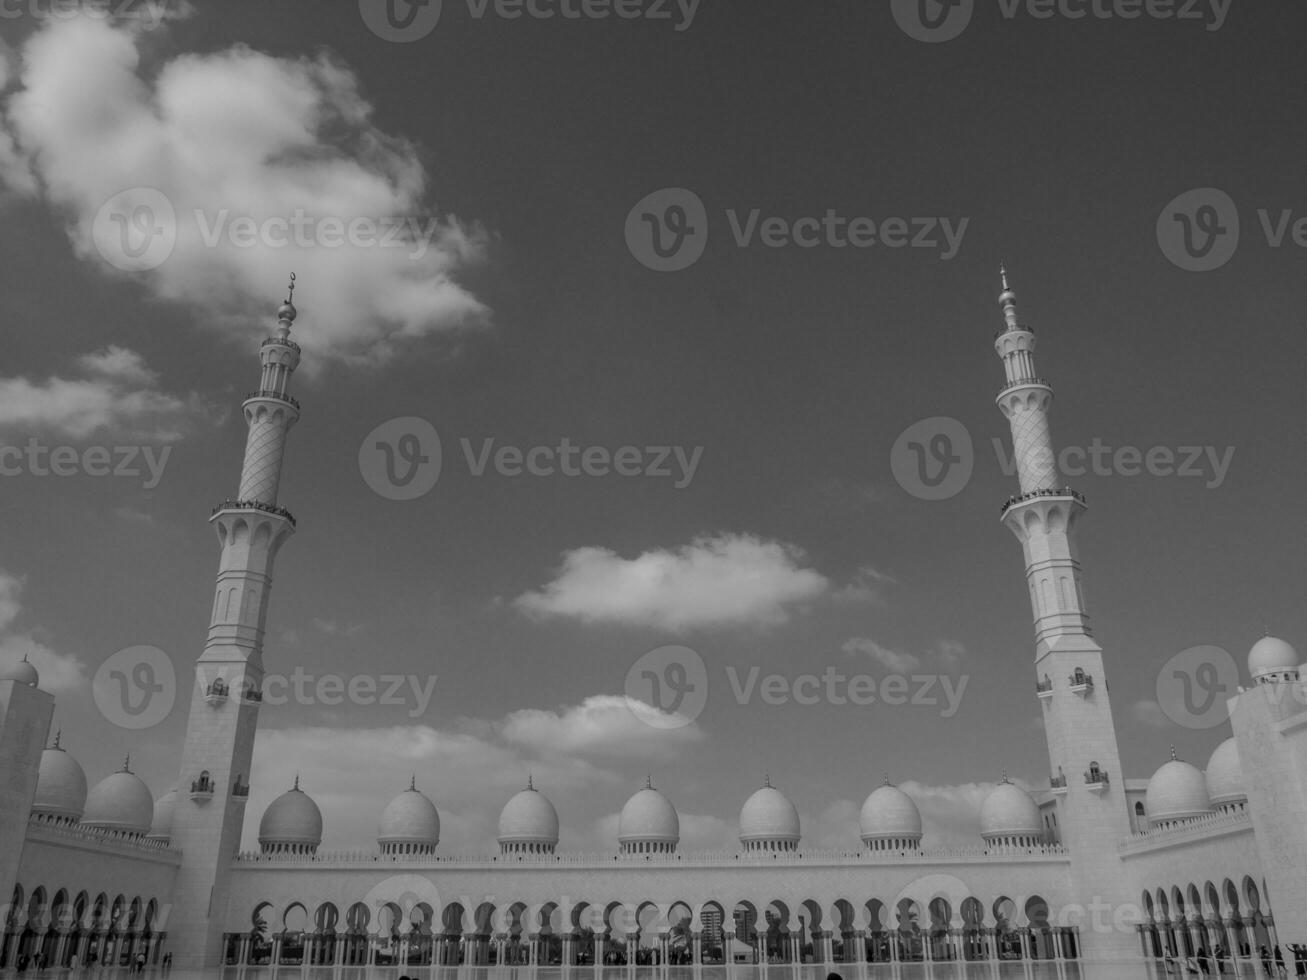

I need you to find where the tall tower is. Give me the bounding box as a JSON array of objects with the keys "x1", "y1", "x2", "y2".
[
  {"x1": 167, "y1": 281, "x2": 303, "y2": 967},
  {"x1": 993, "y1": 270, "x2": 1132, "y2": 960}
]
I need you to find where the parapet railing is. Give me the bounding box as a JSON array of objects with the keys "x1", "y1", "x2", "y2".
[
  {"x1": 996, "y1": 377, "x2": 1051, "y2": 396},
  {"x1": 25, "y1": 816, "x2": 181, "y2": 861},
  {"x1": 1118, "y1": 808, "x2": 1253, "y2": 855},
  {"x1": 246, "y1": 389, "x2": 301, "y2": 410},
  {"x1": 234, "y1": 844, "x2": 1070, "y2": 867}
]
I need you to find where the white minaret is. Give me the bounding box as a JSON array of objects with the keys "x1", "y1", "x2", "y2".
[
  {"x1": 994, "y1": 269, "x2": 1133, "y2": 962},
  {"x1": 167, "y1": 279, "x2": 303, "y2": 968}
]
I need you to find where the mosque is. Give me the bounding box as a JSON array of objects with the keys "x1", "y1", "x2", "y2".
[{"x1": 0, "y1": 274, "x2": 1305, "y2": 979}]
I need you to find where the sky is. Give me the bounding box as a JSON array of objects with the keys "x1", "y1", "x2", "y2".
[{"x1": 0, "y1": 0, "x2": 1304, "y2": 853}]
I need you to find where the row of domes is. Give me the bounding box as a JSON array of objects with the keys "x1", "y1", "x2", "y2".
[{"x1": 1144, "y1": 738, "x2": 1247, "y2": 826}]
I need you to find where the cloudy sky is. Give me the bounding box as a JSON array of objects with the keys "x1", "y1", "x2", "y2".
[{"x1": 0, "y1": 0, "x2": 1304, "y2": 853}]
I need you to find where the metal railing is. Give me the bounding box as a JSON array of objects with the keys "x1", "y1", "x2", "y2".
[
  {"x1": 1000, "y1": 488, "x2": 1086, "y2": 515},
  {"x1": 212, "y1": 500, "x2": 297, "y2": 527},
  {"x1": 246, "y1": 389, "x2": 301, "y2": 410}
]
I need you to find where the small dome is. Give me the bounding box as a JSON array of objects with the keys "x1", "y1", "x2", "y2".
[
  {"x1": 258, "y1": 778, "x2": 323, "y2": 851},
  {"x1": 32, "y1": 736, "x2": 87, "y2": 822},
  {"x1": 146, "y1": 786, "x2": 178, "y2": 841},
  {"x1": 378, "y1": 780, "x2": 440, "y2": 848},
  {"x1": 1249, "y1": 635, "x2": 1298, "y2": 681},
  {"x1": 1205, "y1": 738, "x2": 1245, "y2": 807},
  {"x1": 860, "y1": 782, "x2": 923, "y2": 841},
  {"x1": 498, "y1": 780, "x2": 559, "y2": 845},
  {"x1": 618, "y1": 781, "x2": 679, "y2": 848},
  {"x1": 82, "y1": 761, "x2": 154, "y2": 835},
  {"x1": 739, "y1": 781, "x2": 801, "y2": 847},
  {"x1": 0, "y1": 656, "x2": 38, "y2": 687},
  {"x1": 1146, "y1": 754, "x2": 1211, "y2": 824},
  {"x1": 980, "y1": 779, "x2": 1042, "y2": 840}
]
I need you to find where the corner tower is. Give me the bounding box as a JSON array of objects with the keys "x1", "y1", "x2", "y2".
[
  {"x1": 167, "y1": 280, "x2": 303, "y2": 967},
  {"x1": 993, "y1": 269, "x2": 1132, "y2": 959}
]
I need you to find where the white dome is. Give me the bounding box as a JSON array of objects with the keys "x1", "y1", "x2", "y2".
[
  {"x1": 498, "y1": 781, "x2": 560, "y2": 844},
  {"x1": 739, "y1": 783, "x2": 801, "y2": 845},
  {"x1": 82, "y1": 762, "x2": 154, "y2": 835},
  {"x1": 147, "y1": 787, "x2": 178, "y2": 841},
  {"x1": 0, "y1": 657, "x2": 38, "y2": 687},
  {"x1": 1249, "y1": 636, "x2": 1298, "y2": 680},
  {"x1": 980, "y1": 780, "x2": 1042, "y2": 839},
  {"x1": 258, "y1": 779, "x2": 323, "y2": 850},
  {"x1": 377, "y1": 782, "x2": 440, "y2": 847},
  {"x1": 32, "y1": 738, "x2": 86, "y2": 822},
  {"x1": 1205, "y1": 738, "x2": 1245, "y2": 807},
  {"x1": 618, "y1": 783, "x2": 679, "y2": 846},
  {"x1": 1145, "y1": 756, "x2": 1211, "y2": 824},
  {"x1": 859, "y1": 783, "x2": 922, "y2": 841}
]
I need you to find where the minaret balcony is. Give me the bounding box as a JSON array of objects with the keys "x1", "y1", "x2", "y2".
[
  {"x1": 1049, "y1": 774, "x2": 1068, "y2": 795},
  {"x1": 1068, "y1": 671, "x2": 1094, "y2": 696},
  {"x1": 232, "y1": 777, "x2": 250, "y2": 803},
  {"x1": 996, "y1": 376, "x2": 1051, "y2": 396},
  {"x1": 203, "y1": 679, "x2": 229, "y2": 706},
  {"x1": 999, "y1": 487, "x2": 1086, "y2": 516},
  {"x1": 1035, "y1": 677, "x2": 1054, "y2": 699},
  {"x1": 245, "y1": 389, "x2": 300, "y2": 410},
  {"x1": 1084, "y1": 769, "x2": 1110, "y2": 793},
  {"x1": 211, "y1": 499, "x2": 297, "y2": 528},
  {"x1": 261, "y1": 336, "x2": 302, "y2": 354},
  {"x1": 190, "y1": 774, "x2": 215, "y2": 802}
]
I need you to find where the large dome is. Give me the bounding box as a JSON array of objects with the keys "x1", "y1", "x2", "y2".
[
  {"x1": 980, "y1": 779, "x2": 1042, "y2": 842},
  {"x1": 147, "y1": 787, "x2": 178, "y2": 842},
  {"x1": 1145, "y1": 754, "x2": 1211, "y2": 825},
  {"x1": 739, "y1": 781, "x2": 800, "y2": 850},
  {"x1": 258, "y1": 778, "x2": 323, "y2": 853},
  {"x1": 1205, "y1": 738, "x2": 1245, "y2": 809},
  {"x1": 377, "y1": 780, "x2": 440, "y2": 852},
  {"x1": 32, "y1": 736, "x2": 86, "y2": 823},
  {"x1": 82, "y1": 761, "x2": 154, "y2": 835},
  {"x1": 618, "y1": 780, "x2": 679, "y2": 852},
  {"x1": 859, "y1": 782, "x2": 922, "y2": 844},
  {"x1": 0, "y1": 656, "x2": 38, "y2": 687},
  {"x1": 1248, "y1": 635, "x2": 1299, "y2": 682},
  {"x1": 498, "y1": 779, "x2": 560, "y2": 847}
]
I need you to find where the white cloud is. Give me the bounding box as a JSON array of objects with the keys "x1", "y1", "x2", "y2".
[
  {"x1": 0, "y1": 17, "x2": 489, "y2": 364},
  {"x1": 832, "y1": 565, "x2": 895, "y2": 604},
  {"x1": 1131, "y1": 699, "x2": 1172, "y2": 730},
  {"x1": 497, "y1": 695, "x2": 704, "y2": 759},
  {"x1": 514, "y1": 533, "x2": 830, "y2": 632},
  {"x1": 842, "y1": 637, "x2": 968, "y2": 674},
  {"x1": 0, "y1": 347, "x2": 208, "y2": 440},
  {"x1": 0, "y1": 570, "x2": 87, "y2": 694}
]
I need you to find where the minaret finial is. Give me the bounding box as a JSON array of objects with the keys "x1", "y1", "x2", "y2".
[
  {"x1": 1000, "y1": 263, "x2": 1010, "y2": 291},
  {"x1": 999, "y1": 769, "x2": 1010, "y2": 785},
  {"x1": 998, "y1": 265, "x2": 1020, "y2": 331},
  {"x1": 882, "y1": 773, "x2": 891, "y2": 787},
  {"x1": 527, "y1": 772, "x2": 534, "y2": 791},
  {"x1": 645, "y1": 774, "x2": 653, "y2": 790},
  {"x1": 277, "y1": 273, "x2": 298, "y2": 337},
  {"x1": 52, "y1": 729, "x2": 61, "y2": 750},
  {"x1": 409, "y1": 773, "x2": 416, "y2": 792},
  {"x1": 764, "y1": 772, "x2": 771, "y2": 788},
  {"x1": 122, "y1": 755, "x2": 131, "y2": 773},
  {"x1": 293, "y1": 773, "x2": 300, "y2": 791},
  {"x1": 1169, "y1": 745, "x2": 1178, "y2": 762}
]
